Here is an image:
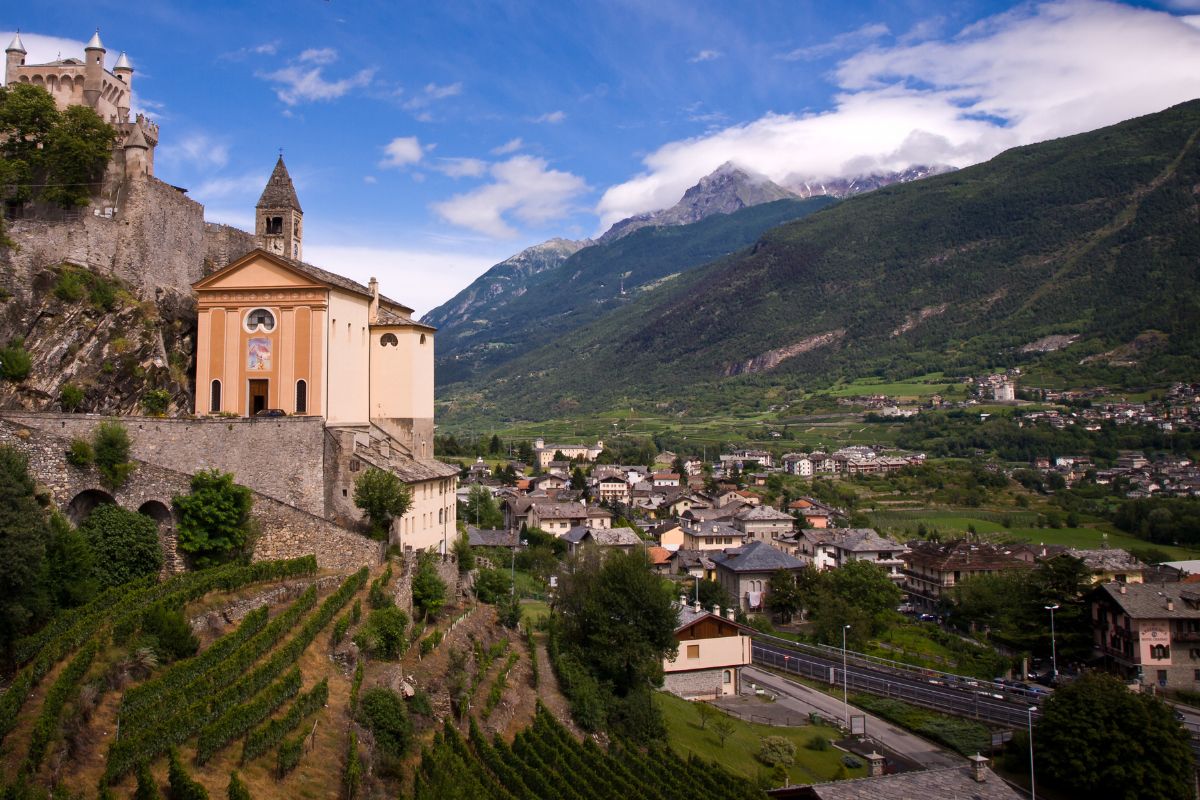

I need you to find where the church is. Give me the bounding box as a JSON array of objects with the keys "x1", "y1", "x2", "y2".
[{"x1": 191, "y1": 157, "x2": 459, "y2": 551}]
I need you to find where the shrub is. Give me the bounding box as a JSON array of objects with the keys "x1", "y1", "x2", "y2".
[
  {"x1": 0, "y1": 341, "x2": 32, "y2": 381},
  {"x1": 241, "y1": 679, "x2": 328, "y2": 764},
  {"x1": 135, "y1": 761, "x2": 162, "y2": 800},
  {"x1": 226, "y1": 772, "x2": 250, "y2": 800},
  {"x1": 168, "y1": 747, "x2": 209, "y2": 800},
  {"x1": 93, "y1": 420, "x2": 134, "y2": 489},
  {"x1": 368, "y1": 580, "x2": 392, "y2": 610},
  {"x1": 142, "y1": 604, "x2": 200, "y2": 662},
  {"x1": 355, "y1": 606, "x2": 408, "y2": 660},
  {"x1": 173, "y1": 470, "x2": 254, "y2": 568},
  {"x1": 81, "y1": 504, "x2": 162, "y2": 589},
  {"x1": 409, "y1": 689, "x2": 433, "y2": 717},
  {"x1": 276, "y1": 733, "x2": 304, "y2": 778},
  {"x1": 67, "y1": 437, "x2": 94, "y2": 467},
  {"x1": 806, "y1": 734, "x2": 830, "y2": 751},
  {"x1": 343, "y1": 731, "x2": 363, "y2": 800},
  {"x1": 53, "y1": 268, "x2": 87, "y2": 302},
  {"x1": 411, "y1": 551, "x2": 447, "y2": 621},
  {"x1": 474, "y1": 568, "x2": 511, "y2": 604},
  {"x1": 357, "y1": 688, "x2": 412, "y2": 767},
  {"x1": 60, "y1": 383, "x2": 85, "y2": 412},
  {"x1": 142, "y1": 389, "x2": 171, "y2": 416}
]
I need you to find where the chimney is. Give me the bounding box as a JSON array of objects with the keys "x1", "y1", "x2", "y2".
[
  {"x1": 1168, "y1": 599, "x2": 1175, "y2": 612},
  {"x1": 725, "y1": 606, "x2": 735, "y2": 621},
  {"x1": 968, "y1": 753, "x2": 989, "y2": 783},
  {"x1": 1120, "y1": 583, "x2": 1128, "y2": 595},
  {"x1": 866, "y1": 752, "x2": 885, "y2": 778},
  {"x1": 693, "y1": 600, "x2": 702, "y2": 613},
  {"x1": 368, "y1": 277, "x2": 380, "y2": 324}
]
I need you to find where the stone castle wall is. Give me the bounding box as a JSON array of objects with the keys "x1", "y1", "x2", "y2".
[
  {"x1": 1, "y1": 412, "x2": 329, "y2": 518},
  {"x1": 0, "y1": 418, "x2": 382, "y2": 572},
  {"x1": 204, "y1": 223, "x2": 257, "y2": 274}
]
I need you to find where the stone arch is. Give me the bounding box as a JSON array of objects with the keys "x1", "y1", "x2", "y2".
[
  {"x1": 46, "y1": 75, "x2": 57, "y2": 92},
  {"x1": 67, "y1": 488, "x2": 116, "y2": 525},
  {"x1": 137, "y1": 499, "x2": 173, "y2": 527}
]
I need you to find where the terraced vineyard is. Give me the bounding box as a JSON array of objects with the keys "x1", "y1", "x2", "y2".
[{"x1": 414, "y1": 707, "x2": 763, "y2": 800}]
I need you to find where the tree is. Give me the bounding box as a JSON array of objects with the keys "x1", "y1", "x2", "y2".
[
  {"x1": 353, "y1": 467, "x2": 412, "y2": 539},
  {"x1": 516, "y1": 440, "x2": 534, "y2": 464},
  {"x1": 0, "y1": 446, "x2": 49, "y2": 663},
  {"x1": 694, "y1": 578, "x2": 734, "y2": 613},
  {"x1": 411, "y1": 551, "x2": 447, "y2": 621},
  {"x1": 712, "y1": 715, "x2": 736, "y2": 747},
  {"x1": 488, "y1": 434, "x2": 502, "y2": 455},
  {"x1": 141, "y1": 604, "x2": 199, "y2": 662},
  {"x1": 173, "y1": 470, "x2": 254, "y2": 568},
  {"x1": 42, "y1": 512, "x2": 96, "y2": 610},
  {"x1": 93, "y1": 420, "x2": 134, "y2": 490},
  {"x1": 570, "y1": 466, "x2": 587, "y2": 491},
  {"x1": 358, "y1": 688, "x2": 413, "y2": 773},
  {"x1": 356, "y1": 606, "x2": 408, "y2": 659},
  {"x1": 824, "y1": 560, "x2": 902, "y2": 632},
  {"x1": 758, "y1": 736, "x2": 796, "y2": 767},
  {"x1": 766, "y1": 570, "x2": 802, "y2": 623},
  {"x1": 461, "y1": 485, "x2": 503, "y2": 529},
  {"x1": 81, "y1": 504, "x2": 162, "y2": 589},
  {"x1": 696, "y1": 701, "x2": 716, "y2": 730},
  {"x1": 474, "y1": 568, "x2": 512, "y2": 604},
  {"x1": 452, "y1": 530, "x2": 474, "y2": 573},
  {"x1": 0, "y1": 341, "x2": 32, "y2": 381},
  {"x1": 1035, "y1": 672, "x2": 1192, "y2": 799}
]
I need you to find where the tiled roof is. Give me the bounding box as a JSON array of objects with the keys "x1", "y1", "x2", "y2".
[
  {"x1": 647, "y1": 546, "x2": 673, "y2": 565},
  {"x1": 904, "y1": 540, "x2": 1033, "y2": 572},
  {"x1": 466, "y1": 527, "x2": 516, "y2": 548},
  {"x1": 257, "y1": 156, "x2": 302, "y2": 211},
  {"x1": 795, "y1": 764, "x2": 1021, "y2": 799},
  {"x1": 736, "y1": 505, "x2": 794, "y2": 521},
  {"x1": 712, "y1": 540, "x2": 805, "y2": 573},
  {"x1": 1094, "y1": 581, "x2": 1200, "y2": 619},
  {"x1": 532, "y1": 502, "x2": 588, "y2": 520},
  {"x1": 564, "y1": 526, "x2": 641, "y2": 547},
  {"x1": 832, "y1": 528, "x2": 905, "y2": 553},
  {"x1": 1066, "y1": 548, "x2": 1147, "y2": 573}
]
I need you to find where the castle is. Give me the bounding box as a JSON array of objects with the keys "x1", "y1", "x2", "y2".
[{"x1": 5, "y1": 30, "x2": 159, "y2": 182}]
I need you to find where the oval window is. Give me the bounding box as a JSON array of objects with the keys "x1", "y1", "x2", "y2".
[{"x1": 245, "y1": 308, "x2": 276, "y2": 332}]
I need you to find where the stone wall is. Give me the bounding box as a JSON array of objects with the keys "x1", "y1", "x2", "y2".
[
  {"x1": 662, "y1": 667, "x2": 729, "y2": 700},
  {"x1": 0, "y1": 418, "x2": 382, "y2": 572},
  {"x1": 188, "y1": 573, "x2": 343, "y2": 633},
  {"x1": 1, "y1": 413, "x2": 329, "y2": 518},
  {"x1": 203, "y1": 223, "x2": 257, "y2": 274},
  {"x1": 392, "y1": 552, "x2": 464, "y2": 617}
]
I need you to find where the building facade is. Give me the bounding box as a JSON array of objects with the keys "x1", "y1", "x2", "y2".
[
  {"x1": 1090, "y1": 581, "x2": 1200, "y2": 690},
  {"x1": 662, "y1": 605, "x2": 752, "y2": 700}
]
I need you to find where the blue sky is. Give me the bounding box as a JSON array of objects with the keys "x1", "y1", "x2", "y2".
[{"x1": 5, "y1": 0, "x2": 1200, "y2": 314}]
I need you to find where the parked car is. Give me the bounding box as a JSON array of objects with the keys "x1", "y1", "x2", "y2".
[{"x1": 255, "y1": 408, "x2": 287, "y2": 417}]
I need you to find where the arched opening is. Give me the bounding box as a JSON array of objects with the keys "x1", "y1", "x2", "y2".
[
  {"x1": 724, "y1": 670, "x2": 732, "y2": 684},
  {"x1": 67, "y1": 489, "x2": 116, "y2": 525},
  {"x1": 137, "y1": 500, "x2": 173, "y2": 529},
  {"x1": 295, "y1": 379, "x2": 307, "y2": 414},
  {"x1": 210, "y1": 379, "x2": 222, "y2": 413}
]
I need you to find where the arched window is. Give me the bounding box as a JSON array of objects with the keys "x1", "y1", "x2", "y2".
[
  {"x1": 380, "y1": 333, "x2": 399, "y2": 347},
  {"x1": 438, "y1": 508, "x2": 444, "y2": 524},
  {"x1": 210, "y1": 379, "x2": 221, "y2": 412},
  {"x1": 419, "y1": 334, "x2": 426, "y2": 344},
  {"x1": 1152, "y1": 644, "x2": 1170, "y2": 660},
  {"x1": 245, "y1": 308, "x2": 275, "y2": 332},
  {"x1": 724, "y1": 670, "x2": 732, "y2": 684},
  {"x1": 295, "y1": 380, "x2": 307, "y2": 414}
]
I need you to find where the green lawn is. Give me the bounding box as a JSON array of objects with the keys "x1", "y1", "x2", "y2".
[
  {"x1": 520, "y1": 599, "x2": 550, "y2": 625},
  {"x1": 825, "y1": 379, "x2": 963, "y2": 399},
  {"x1": 655, "y1": 691, "x2": 866, "y2": 785}
]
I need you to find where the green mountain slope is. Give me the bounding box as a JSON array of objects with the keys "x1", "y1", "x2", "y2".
[
  {"x1": 432, "y1": 196, "x2": 836, "y2": 385},
  {"x1": 441, "y1": 100, "x2": 1200, "y2": 424}
]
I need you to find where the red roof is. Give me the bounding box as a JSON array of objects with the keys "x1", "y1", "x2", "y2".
[{"x1": 646, "y1": 546, "x2": 673, "y2": 566}]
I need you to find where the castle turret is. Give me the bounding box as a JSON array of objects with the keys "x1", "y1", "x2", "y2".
[
  {"x1": 5, "y1": 32, "x2": 25, "y2": 86},
  {"x1": 113, "y1": 51, "x2": 133, "y2": 122},
  {"x1": 256, "y1": 156, "x2": 303, "y2": 261},
  {"x1": 83, "y1": 29, "x2": 105, "y2": 110}
]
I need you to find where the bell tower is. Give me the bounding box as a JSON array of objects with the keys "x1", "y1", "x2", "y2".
[{"x1": 255, "y1": 155, "x2": 303, "y2": 261}]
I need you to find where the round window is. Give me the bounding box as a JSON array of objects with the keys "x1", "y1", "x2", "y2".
[{"x1": 245, "y1": 308, "x2": 276, "y2": 332}]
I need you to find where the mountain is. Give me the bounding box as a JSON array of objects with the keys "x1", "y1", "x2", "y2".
[
  {"x1": 421, "y1": 238, "x2": 590, "y2": 332},
  {"x1": 432, "y1": 196, "x2": 837, "y2": 386},
  {"x1": 596, "y1": 162, "x2": 798, "y2": 244},
  {"x1": 782, "y1": 165, "x2": 956, "y2": 199},
  {"x1": 438, "y1": 100, "x2": 1200, "y2": 424}
]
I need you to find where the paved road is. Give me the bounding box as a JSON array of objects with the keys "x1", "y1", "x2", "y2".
[{"x1": 735, "y1": 666, "x2": 963, "y2": 770}]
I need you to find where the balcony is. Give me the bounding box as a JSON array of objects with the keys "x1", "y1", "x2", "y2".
[{"x1": 1173, "y1": 630, "x2": 1200, "y2": 642}]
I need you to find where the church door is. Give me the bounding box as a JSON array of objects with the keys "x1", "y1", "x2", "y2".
[{"x1": 248, "y1": 379, "x2": 268, "y2": 416}]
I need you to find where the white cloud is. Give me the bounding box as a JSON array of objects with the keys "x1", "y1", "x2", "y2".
[
  {"x1": 689, "y1": 49, "x2": 722, "y2": 63},
  {"x1": 252, "y1": 41, "x2": 280, "y2": 56},
  {"x1": 433, "y1": 157, "x2": 488, "y2": 178},
  {"x1": 432, "y1": 155, "x2": 588, "y2": 238},
  {"x1": 258, "y1": 48, "x2": 374, "y2": 105},
  {"x1": 491, "y1": 138, "x2": 524, "y2": 155},
  {"x1": 192, "y1": 172, "x2": 268, "y2": 200},
  {"x1": 597, "y1": 0, "x2": 1200, "y2": 230},
  {"x1": 304, "y1": 244, "x2": 505, "y2": 318},
  {"x1": 380, "y1": 136, "x2": 425, "y2": 168},
  {"x1": 159, "y1": 133, "x2": 230, "y2": 170},
  {"x1": 780, "y1": 22, "x2": 891, "y2": 61},
  {"x1": 532, "y1": 110, "x2": 566, "y2": 124},
  {"x1": 424, "y1": 82, "x2": 462, "y2": 99},
  {"x1": 363, "y1": 175, "x2": 378, "y2": 184},
  {"x1": 402, "y1": 81, "x2": 464, "y2": 113}
]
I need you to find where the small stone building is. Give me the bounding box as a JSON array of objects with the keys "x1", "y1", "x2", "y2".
[{"x1": 662, "y1": 604, "x2": 752, "y2": 700}]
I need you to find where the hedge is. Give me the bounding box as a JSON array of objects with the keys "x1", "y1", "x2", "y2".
[
  {"x1": 196, "y1": 668, "x2": 303, "y2": 764},
  {"x1": 241, "y1": 679, "x2": 328, "y2": 764},
  {"x1": 25, "y1": 638, "x2": 99, "y2": 769},
  {"x1": 276, "y1": 733, "x2": 304, "y2": 779}
]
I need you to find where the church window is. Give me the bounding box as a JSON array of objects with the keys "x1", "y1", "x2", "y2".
[
  {"x1": 295, "y1": 380, "x2": 307, "y2": 414},
  {"x1": 210, "y1": 380, "x2": 221, "y2": 412},
  {"x1": 349, "y1": 460, "x2": 361, "y2": 472},
  {"x1": 380, "y1": 333, "x2": 398, "y2": 347},
  {"x1": 419, "y1": 334, "x2": 426, "y2": 344},
  {"x1": 245, "y1": 308, "x2": 275, "y2": 332},
  {"x1": 266, "y1": 216, "x2": 283, "y2": 235}
]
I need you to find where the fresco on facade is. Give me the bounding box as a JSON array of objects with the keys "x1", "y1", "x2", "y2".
[{"x1": 248, "y1": 337, "x2": 271, "y2": 371}]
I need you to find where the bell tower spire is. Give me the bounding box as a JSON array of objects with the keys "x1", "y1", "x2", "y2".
[{"x1": 255, "y1": 155, "x2": 303, "y2": 261}]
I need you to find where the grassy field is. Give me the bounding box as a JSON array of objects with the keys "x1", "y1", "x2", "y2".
[
  {"x1": 824, "y1": 376, "x2": 966, "y2": 399},
  {"x1": 520, "y1": 598, "x2": 550, "y2": 625},
  {"x1": 655, "y1": 692, "x2": 866, "y2": 785}
]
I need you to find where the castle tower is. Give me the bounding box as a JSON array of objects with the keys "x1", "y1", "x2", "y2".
[
  {"x1": 255, "y1": 156, "x2": 303, "y2": 261},
  {"x1": 83, "y1": 29, "x2": 105, "y2": 110},
  {"x1": 113, "y1": 51, "x2": 132, "y2": 122},
  {"x1": 5, "y1": 32, "x2": 25, "y2": 86}
]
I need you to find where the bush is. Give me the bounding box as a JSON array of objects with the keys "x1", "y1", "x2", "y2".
[
  {"x1": 135, "y1": 761, "x2": 162, "y2": 800},
  {"x1": 142, "y1": 389, "x2": 171, "y2": 416},
  {"x1": 368, "y1": 580, "x2": 392, "y2": 610},
  {"x1": 173, "y1": 470, "x2": 254, "y2": 568},
  {"x1": 93, "y1": 420, "x2": 134, "y2": 489},
  {"x1": 81, "y1": 504, "x2": 162, "y2": 589},
  {"x1": 409, "y1": 689, "x2": 433, "y2": 717},
  {"x1": 806, "y1": 734, "x2": 830, "y2": 751},
  {"x1": 355, "y1": 606, "x2": 408, "y2": 659},
  {"x1": 411, "y1": 551, "x2": 447, "y2": 621},
  {"x1": 142, "y1": 604, "x2": 200, "y2": 662},
  {"x1": 0, "y1": 341, "x2": 32, "y2": 381},
  {"x1": 277, "y1": 732, "x2": 304, "y2": 778},
  {"x1": 67, "y1": 437, "x2": 94, "y2": 467},
  {"x1": 358, "y1": 688, "x2": 413, "y2": 767},
  {"x1": 60, "y1": 383, "x2": 85, "y2": 412},
  {"x1": 474, "y1": 568, "x2": 511, "y2": 604},
  {"x1": 53, "y1": 268, "x2": 87, "y2": 302},
  {"x1": 226, "y1": 772, "x2": 250, "y2": 800},
  {"x1": 168, "y1": 747, "x2": 209, "y2": 800}
]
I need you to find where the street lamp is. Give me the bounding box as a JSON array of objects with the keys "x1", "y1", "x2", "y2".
[
  {"x1": 1027, "y1": 705, "x2": 1038, "y2": 800},
  {"x1": 1044, "y1": 603, "x2": 1059, "y2": 681},
  {"x1": 842, "y1": 624, "x2": 851, "y2": 728},
  {"x1": 510, "y1": 538, "x2": 527, "y2": 599}
]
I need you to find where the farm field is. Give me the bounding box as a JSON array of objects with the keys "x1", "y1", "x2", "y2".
[{"x1": 655, "y1": 691, "x2": 865, "y2": 785}]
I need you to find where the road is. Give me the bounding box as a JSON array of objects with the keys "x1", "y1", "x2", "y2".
[{"x1": 736, "y1": 665, "x2": 963, "y2": 770}]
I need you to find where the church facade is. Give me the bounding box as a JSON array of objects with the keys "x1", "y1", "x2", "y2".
[{"x1": 192, "y1": 158, "x2": 458, "y2": 552}]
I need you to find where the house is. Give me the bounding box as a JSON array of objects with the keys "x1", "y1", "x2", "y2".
[
  {"x1": 525, "y1": 502, "x2": 611, "y2": 535},
  {"x1": 682, "y1": 505, "x2": 739, "y2": 527},
  {"x1": 662, "y1": 604, "x2": 752, "y2": 700},
  {"x1": 903, "y1": 540, "x2": 1034, "y2": 610},
  {"x1": 1066, "y1": 548, "x2": 1148, "y2": 584},
  {"x1": 786, "y1": 498, "x2": 834, "y2": 528},
  {"x1": 646, "y1": 546, "x2": 674, "y2": 574},
  {"x1": 465, "y1": 527, "x2": 517, "y2": 549},
  {"x1": 711, "y1": 540, "x2": 807, "y2": 612},
  {"x1": 733, "y1": 505, "x2": 796, "y2": 542},
  {"x1": 531, "y1": 438, "x2": 604, "y2": 468},
  {"x1": 795, "y1": 529, "x2": 907, "y2": 583},
  {"x1": 1090, "y1": 581, "x2": 1200, "y2": 690},
  {"x1": 682, "y1": 522, "x2": 746, "y2": 551},
  {"x1": 652, "y1": 472, "x2": 682, "y2": 487},
  {"x1": 530, "y1": 474, "x2": 568, "y2": 493},
  {"x1": 562, "y1": 526, "x2": 642, "y2": 556},
  {"x1": 650, "y1": 520, "x2": 686, "y2": 552},
  {"x1": 782, "y1": 454, "x2": 814, "y2": 477},
  {"x1": 595, "y1": 474, "x2": 630, "y2": 505},
  {"x1": 772, "y1": 754, "x2": 1019, "y2": 799}
]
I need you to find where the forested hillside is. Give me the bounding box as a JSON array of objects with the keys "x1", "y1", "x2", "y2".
[
  {"x1": 440, "y1": 100, "x2": 1200, "y2": 424},
  {"x1": 431, "y1": 197, "x2": 835, "y2": 386}
]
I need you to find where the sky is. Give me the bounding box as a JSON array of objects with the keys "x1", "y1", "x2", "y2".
[{"x1": 4, "y1": 0, "x2": 1200, "y2": 316}]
